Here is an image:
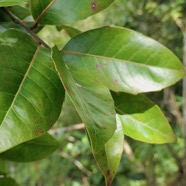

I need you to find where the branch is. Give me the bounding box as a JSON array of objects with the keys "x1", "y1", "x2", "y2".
[
  {"x1": 60, "y1": 152, "x2": 91, "y2": 176},
  {"x1": 166, "y1": 144, "x2": 184, "y2": 174},
  {"x1": 173, "y1": 16, "x2": 185, "y2": 34},
  {"x1": 49, "y1": 123, "x2": 85, "y2": 134},
  {"x1": 1, "y1": 7, "x2": 50, "y2": 49},
  {"x1": 163, "y1": 88, "x2": 182, "y2": 126},
  {"x1": 30, "y1": 0, "x2": 56, "y2": 30}
]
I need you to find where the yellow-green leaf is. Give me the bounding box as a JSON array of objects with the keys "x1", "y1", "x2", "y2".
[{"x1": 113, "y1": 92, "x2": 176, "y2": 143}]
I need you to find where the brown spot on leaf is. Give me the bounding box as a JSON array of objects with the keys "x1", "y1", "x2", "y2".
[
  {"x1": 92, "y1": 2, "x2": 97, "y2": 10},
  {"x1": 34, "y1": 118, "x2": 38, "y2": 124},
  {"x1": 34, "y1": 129, "x2": 39, "y2": 136},
  {"x1": 34, "y1": 163, "x2": 39, "y2": 172},
  {"x1": 114, "y1": 79, "x2": 119, "y2": 83},
  {"x1": 96, "y1": 64, "x2": 102, "y2": 73},
  {"x1": 96, "y1": 63, "x2": 100, "y2": 69},
  {"x1": 106, "y1": 170, "x2": 110, "y2": 177},
  {"x1": 48, "y1": 117, "x2": 53, "y2": 127}
]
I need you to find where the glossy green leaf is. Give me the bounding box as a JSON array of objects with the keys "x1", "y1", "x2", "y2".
[
  {"x1": 0, "y1": 177, "x2": 19, "y2": 186},
  {"x1": 53, "y1": 47, "x2": 123, "y2": 184},
  {"x1": 62, "y1": 27, "x2": 185, "y2": 95},
  {"x1": 52, "y1": 26, "x2": 183, "y2": 183},
  {"x1": 0, "y1": 29, "x2": 64, "y2": 153},
  {"x1": 30, "y1": 0, "x2": 115, "y2": 25},
  {"x1": 52, "y1": 47, "x2": 116, "y2": 152},
  {"x1": 94, "y1": 115, "x2": 123, "y2": 186},
  {"x1": 113, "y1": 92, "x2": 176, "y2": 143},
  {"x1": 0, "y1": 0, "x2": 25, "y2": 7},
  {"x1": 0, "y1": 133, "x2": 59, "y2": 162}
]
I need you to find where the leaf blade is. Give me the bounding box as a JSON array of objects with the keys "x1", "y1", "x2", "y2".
[
  {"x1": 0, "y1": 133, "x2": 59, "y2": 162},
  {"x1": 0, "y1": 29, "x2": 64, "y2": 153},
  {"x1": 62, "y1": 27, "x2": 185, "y2": 94},
  {"x1": 0, "y1": 0, "x2": 25, "y2": 7},
  {"x1": 52, "y1": 47, "x2": 116, "y2": 152},
  {"x1": 113, "y1": 92, "x2": 176, "y2": 143},
  {"x1": 94, "y1": 115, "x2": 124, "y2": 186},
  {"x1": 30, "y1": 0, "x2": 115, "y2": 25}
]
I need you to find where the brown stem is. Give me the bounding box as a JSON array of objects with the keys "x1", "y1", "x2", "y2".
[
  {"x1": 30, "y1": 0, "x2": 56, "y2": 30},
  {"x1": 1, "y1": 7, "x2": 50, "y2": 48},
  {"x1": 49, "y1": 123, "x2": 85, "y2": 134},
  {"x1": 60, "y1": 152, "x2": 91, "y2": 176}
]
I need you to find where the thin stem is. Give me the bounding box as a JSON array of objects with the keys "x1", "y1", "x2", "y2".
[
  {"x1": 173, "y1": 16, "x2": 185, "y2": 34},
  {"x1": 1, "y1": 7, "x2": 50, "y2": 49},
  {"x1": 49, "y1": 123, "x2": 85, "y2": 134},
  {"x1": 30, "y1": 0, "x2": 56, "y2": 30},
  {"x1": 60, "y1": 152, "x2": 91, "y2": 176}
]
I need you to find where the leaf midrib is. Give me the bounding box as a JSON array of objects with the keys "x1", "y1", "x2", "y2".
[
  {"x1": 118, "y1": 113, "x2": 172, "y2": 140},
  {"x1": 0, "y1": 46, "x2": 40, "y2": 127},
  {"x1": 115, "y1": 105, "x2": 173, "y2": 139},
  {"x1": 61, "y1": 50, "x2": 180, "y2": 70}
]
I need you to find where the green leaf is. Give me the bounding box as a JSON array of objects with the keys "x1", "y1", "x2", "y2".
[
  {"x1": 53, "y1": 47, "x2": 123, "y2": 184},
  {"x1": 0, "y1": 0, "x2": 25, "y2": 7},
  {"x1": 0, "y1": 159, "x2": 7, "y2": 175},
  {"x1": 0, "y1": 6, "x2": 32, "y2": 32},
  {"x1": 0, "y1": 6, "x2": 31, "y2": 22},
  {"x1": 0, "y1": 177, "x2": 19, "y2": 186},
  {"x1": 56, "y1": 26, "x2": 81, "y2": 38},
  {"x1": 0, "y1": 29, "x2": 65, "y2": 153},
  {"x1": 0, "y1": 133, "x2": 59, "y2": 162},
  {"x1": 113, "y1": 92, "x2": 176, "y2": 143},
  {"x1": 52, "y1": 47, "x2": 116, "y2": 153},
  {"x1": 62, "y1": 27, "x2": 185, "y2": 95},
  {"x1": 53, "y1": 26, "x2": 184, "y2": 181},
  {"x1": 30, "y1": 0, "x2": 115, "y2": 25},
  {"x1": 94, "y1": 115, "x2": 124, "y2": 186}
]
